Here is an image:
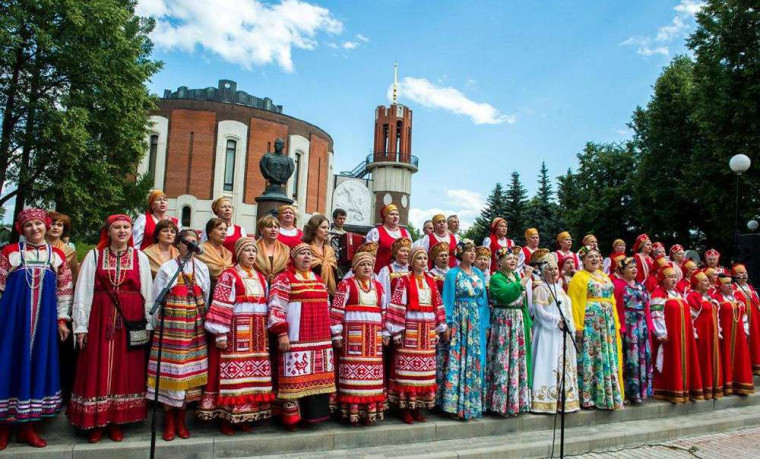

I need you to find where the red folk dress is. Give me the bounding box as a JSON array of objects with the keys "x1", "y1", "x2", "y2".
[
  {"x1": 67, "y1": 248, "x2": 153, "y2": 429},
  {"x1": 387, "y1": 272, "x2": 447, "y2": 409},
  {"x1": 712, "y1": 291, "x2": 754, "y2": 396},
  {"x1": 198, "y1": 266, "x2": 274, "y2": 422},
  {"x1": 686, "y1": 290, "x2": 723, "y2": 399},
  {"x1": 733, "y1": 283, "x2": 760, "y2": 375},
  {"x1": 650, "y1": 287, "x2": 704, "y2": 403},
  {"x1": 635, "y1": 254, "x2": 654, "y2": 287},
  {"x1": 368, "y1": 225, "x2": 411, "y2": 274},
  {"x1": 329, "y1": 277, "x2": 387, "y2": 424},
  {"x1": 277, "y1": 227, "x2": 304, "y2": 250}
]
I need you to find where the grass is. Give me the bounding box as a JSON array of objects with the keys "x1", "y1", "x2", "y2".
[{"x1": 74, "y1": 242, "x2": 96, "y2": 262}]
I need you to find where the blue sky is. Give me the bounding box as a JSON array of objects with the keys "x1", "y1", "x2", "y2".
[{"x1": 2, "y1": 1, "x2": 704, "y2": 227}]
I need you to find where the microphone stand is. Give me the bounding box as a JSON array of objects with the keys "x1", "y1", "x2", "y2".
[
  {"x1": 534, "y1": 265, "x2": 579, "y2": 459},
  {"x1": 149, "y1": 250, "x2": 194, "y2": 459}
]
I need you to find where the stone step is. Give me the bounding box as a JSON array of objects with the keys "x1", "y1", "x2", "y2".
[{"x1": 3, "y1": 388, "x2": 760, "y2": 458}]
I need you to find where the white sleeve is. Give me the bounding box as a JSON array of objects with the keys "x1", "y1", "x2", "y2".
[
  {"x1": 365, "y1": 227, "x2": 380, "y2": 243},
  {"x1": 651, "y1": 298, "x2": 667, "y2": 339},
  {"x1": 532, "y1": 285, "x2": 561, "y2": 328},
  {"x1": 72, "y1": 250, "x2": 97, "y2": 334},
  {"x1": 198, "y1": 261, "x2": 212, "y2": 307},
  {"x1": 412, "y1": 238, "x2": 424, "y2": 249},
  {"x1": 137, "y1": 251, "x2": 155, "y2": 330},
  {"x1": 377, "y1": 267, "x2": 391, "y2": 311},
  {"x1": 240, "y1": 226, "x2": 248, "y2": 238},
  {"x1": 602, "y1": 257, "x2": 612, "y2": 275},
  {"x1": 133, "y1": 214, "x2": 147, "y2": 248},
  {"x1": 517, "y1": 251, "x2": 526, "y2": 273},
  {"x1": 150, "y1": 263, "x2": 171, "y2": 328},
  {"x1": 482, "y1": 237, "x2": 491, "y2": 248}
]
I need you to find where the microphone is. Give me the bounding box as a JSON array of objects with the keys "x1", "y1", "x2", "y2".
[{"x1": 179, "y1": 238, "x2": 203, "y2": 255}]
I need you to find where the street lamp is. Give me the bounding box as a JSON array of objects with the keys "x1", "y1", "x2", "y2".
[
  {"x1": 748, "y1": 220, "x2": 759, "y2": 231},
  {"x1": 730, "y1": 154, "x2": 751, "y2": 261}
]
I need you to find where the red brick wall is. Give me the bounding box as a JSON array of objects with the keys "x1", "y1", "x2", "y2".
[
  {"x1": 307, "y1": 134, "x2": 328, "y2": 214},
  {"x1": 244, "y1": 118, "x2": 289, "y2": 204},
  {"x1": 164, "y1": 109, "x2": 216, "y2": 199}
]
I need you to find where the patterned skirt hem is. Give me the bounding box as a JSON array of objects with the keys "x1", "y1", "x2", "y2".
[{"x1": 196, "y1": 408, "x2": 272, "y2": 423}]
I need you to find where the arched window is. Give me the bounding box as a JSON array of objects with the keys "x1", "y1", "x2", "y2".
[
  {"x1": 292, "y1": 151, "x2": 302, "y2": 199},
  {"x1": 148, "y1": 134, "x2": 159, "y2": 182},
  {"x1": 181, "y1": 206, "x2": 192, "y2": 228},
  {"x1": 224, "y1": 139, "x2": 236, "y2": 192}
]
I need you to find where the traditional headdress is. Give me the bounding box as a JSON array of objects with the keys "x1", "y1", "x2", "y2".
[
  {"x1": 658, "y1": 262, "x2": 676, "y2": 281},
  {"x1": 524, "y1": 228, "x2": 539, "y2": 240},
  {"x1": 351, "y1": 251, "x2": 375, "y2": 270},
  {"x1": 429, "y1": 241, "x2": 450, "y2": 261},
  {"x1": 211, "y1": 196, "x2": 232, "y2": 215},
  {"x1": 432, "y1": 213, "x2": 446, "y2": 224},
  {"x1": 690, "y1": 271, "x2": 708, "y2": 288},
  {"x1": 355, "y1": 241, "x2": 378, "y2": 256},
  {"x1": 612, "y1": 253, "x2": 627, "y2": 269},
  {"x1": 490, "y1": 217, "x2": 506, "y2": 233},
  {"x1": 454, "y1": 239, "x2": 476, "y2": 260},
  {"x1": 234, "y1": 237, "x2": 257, "y2": 261},
  {"x1": 290, "y1": 242, "x2": 311, "y2": 259},
  {"x1": 97, "y1": 214, "x2": 133, "y2": 250},
  {"x1": 704, "y1": 267, "x2": 718, "y2": 279},
  {"x1": 616, "y1": 256, "x2": 635, "y2": 273},
  {"x1": 682, "y1": 259, "x2": 698, "y2": 271},
  {"x1": 632, "y1": 233, "x2": 650, "y2": 253},
  {"x1": 391, "y1": 237, "x2": 412, "y2": 256},
  {"x1": 556, "y1": 231, "x2": 571, "y2": 243},
  {"x1": 731, "y1": 264, "x2": 747, "y2": 276},
  {"x1": 652, "y1": 242, "x2": 665, "y2": 252},
  {"x1": 705, "y1": 248, "x2": 720, "y2": 259},
  {"x1": 669, "y1": 244, "x2": 684, "y2": 257},
  {"x1": 15, "y1": 208, "x2": 50, "y2": 234},
  {"x1": 530, "y1": 248, "x2": 555, "y2": 269},
  {"x1": 475, "y1": 246, "x2": 492, "y2": 258},
  {"x1": 612, "y1": 239, "x2": 625, "y2": 249},
  {"x1": 146, "y1": 190, "x2": 167, "y2": 213},
  {"x1": 278, "y1": 204, "x2": 297, "y2": 221},
  {"x1": 578, "y1": 245, "x2": 598, "y2": 259},
  {"x1": 409, "y1": 246, "x2": 427, "y2": 264},
  {"x1": 718, "y1": 274, "x2": 732, "y2": 285},
  {"x1": 495, "y1": 245, "x2": 521, "y2": 261},
  {"x1": 380, "y1": 204, "x2": 398, "y2": 220}
]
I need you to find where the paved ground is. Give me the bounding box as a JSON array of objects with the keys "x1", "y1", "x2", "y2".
[{"x1": 572, "y1": 426, "x2": 760, "y2": 458}]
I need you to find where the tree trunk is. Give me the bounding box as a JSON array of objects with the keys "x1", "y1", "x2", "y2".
[{"x1": 0, "y1": 30, "x2": 29, "y2": 194}]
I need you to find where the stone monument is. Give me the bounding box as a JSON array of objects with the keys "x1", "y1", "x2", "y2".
[{"x1": 255, "y1": 137, "x2": 295, "y2": 221}]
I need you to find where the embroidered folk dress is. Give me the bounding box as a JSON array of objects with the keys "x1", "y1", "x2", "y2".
[
  {"x1": 0, "y1": 243, "x2": 73, "y2": 423},
  {"x1": 146, "y1": 258, "x2": 210, "y2": 408},
  {"x1": 268, "y1": 270, "x2": 336, "y2": 426},
  {"x1": 329, "y1": 277, "x2": 387, "y2": 423},
  {"x1": 733, "y1": 283, "x2": 760, "y2": 375},
  {"x1": 387, "y1": 272, "x2": 446, "y2": 410},
  {"x1": 530, "y1": 280, "x2": 579, "y2": 414},
  {"x1": 441, "y1": 267, "x2": 490, "y2": 420},
  {"x1": 712, "y1": 291, "x2": 754, "y2": 396},
  {"x1": 486, "y1": 270, "x2": 532, "y2": 416},
  {"x1": 199, "y1": 265, "x2": 275, "y2": 422},
  {"x1": 567, "y1": 270, "x2": 624, "y2": 410},
  {"x1": 366, "y1": 225, "x2": 411, "y2": 274},
  {"x1": 376, "y1": 261, "x2": 410, "y2": 311},
  {"x1": 612, "y1": 278, "x2": 653, "y2": 403},
  {"x1": 650, "y1": 287, "x2": 704, "y2": 403},
  {"x1": 133, "y1": 213, "x2": 179, "y2": 251},
  {"x1": 686, "y1": 290, "x2": 723, "y2": 399},
  {"x1": 68, "y1": 248, "x2": 154, "y2": 429}
]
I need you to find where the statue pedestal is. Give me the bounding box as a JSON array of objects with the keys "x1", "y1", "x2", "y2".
[{"x1": 255, "y1": 194, "x2": 294, "y2": 229}]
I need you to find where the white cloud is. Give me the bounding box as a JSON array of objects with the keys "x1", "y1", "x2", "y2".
[
  {"x1": 356, "y1": 34, "x2": 370, "y2": 43},
  {"x1": 621, "y1": 0, "x2": 705, "y2": 57},
  {"x1": 409, "y1": 189, "x2": 485, "y2": 231},
  {"x1": 342, "y1": 41, "x2": 359, "y2": 50},
  {"x1": 390, "y1": 77, "x2": 515, "y2": 125},
  {"x1": 136, "y1": 0, "x2": 343, "y2": 72}
]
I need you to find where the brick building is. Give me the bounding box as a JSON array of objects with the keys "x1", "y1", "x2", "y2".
[{"x1": 137, "y1": 79, "x2": 334, "y2": 231}]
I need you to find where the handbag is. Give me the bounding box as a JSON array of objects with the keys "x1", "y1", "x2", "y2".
[{"x1": 95, "y1": 251, "x2": 149, "y2": 349}]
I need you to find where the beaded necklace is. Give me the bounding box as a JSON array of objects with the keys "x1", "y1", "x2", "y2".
[
  {"x1": 106, "y1": 247, "x2": 128, "y2": 291},
  {"x1": 356, "y1": 277, "x2": 372, "y2": 293},
  {"x1": 21, "y1": 242, "x2": 51, "y2": 291},
  {"x1": 414, "y1": 272, "x2": 427, "y2": 289}
]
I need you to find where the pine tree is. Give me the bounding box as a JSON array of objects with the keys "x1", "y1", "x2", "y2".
[
  {"x1": 471, "y1": 182, "x2": 507, "y2": 244},
  {"x1": 525, "y1": 162, "x2": 564, "y2": 245},
  {"x1": 504, "y1": 171, "x2": 528, "y2": 242}
]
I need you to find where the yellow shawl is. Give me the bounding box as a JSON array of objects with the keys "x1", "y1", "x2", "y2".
[
  {"x1": 197, "y1": 241, "x2": 234, "y2": 280},
  {"x1": 310, "y1": 242, "x2": 337, "y2": 295},
  {"x1": 567, "y1": 269, "x2": 625, "y2": 400},
  {"x1": 142, "y1": 243, "x2": 180, "y2": 278},
  {"x1": 255, "y1": 238, "x2": 290, "y2": 284}
]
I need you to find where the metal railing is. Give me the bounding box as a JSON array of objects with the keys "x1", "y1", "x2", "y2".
[{"x1": 339, "y1": 153, "x2": 419, "y2": 179}]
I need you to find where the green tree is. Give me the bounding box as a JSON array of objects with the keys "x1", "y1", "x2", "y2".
[
  {"x1": 524, "y1": 162, "x2": 564, "y2": 245},
  {"x1": 406, "y1": 222, "x2": 422, "y2": 242},
  {"x1": 504, "y1": 171, "x2": 528, "y2": 242},
  {"x1": 470, "y1": 182, "x2": 507, "y2": 245},
  {"x1": 0, "y1": 0, "x2": 160, "y2": 241}
]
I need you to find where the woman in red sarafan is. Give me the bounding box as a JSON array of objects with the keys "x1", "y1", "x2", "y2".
[
  {"x1": 632, "y1": 234, "x2": 654, "y2": 287},
  {"x1": 330, "y1": 252, "x2": 388, "y2": 425},
  {"x1": 132, "y1": 190, "x2": 179, "y2": 251},
  {"x1": 731, "y1": 264, "x2": 760, "y2": 376},
  {"x1": 650, "y1": 262, "x2": 703, "y2": 403},
  {"x1": 712, "y1": 275, "x2": 754, "y2": 396},
  {"x1": 686, "y1": 271, "x2": 723, "y2": 400},
  {"x1": 67, "y1": 215, "x2": 153, "y2": 443}
]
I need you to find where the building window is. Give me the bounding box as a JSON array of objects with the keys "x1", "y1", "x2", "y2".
[
  {"x1": 383, "y1": 123, "x2": 389, "y2": 153},
  {"x1": 181, "y1": 206, "x2": 192, "y2": 228},
  {"x1": 396, "y1": 120, "x2": 403, "y2": 158},
  {"x1": 293, "y1": 152, "x2": 302, "y2": 199},
  {"x1": 224, "y1": 139, "x2": 236, "y2": 192},
  {"x1": 148, "y1": 134, "x2": 158, "y2": 182}
]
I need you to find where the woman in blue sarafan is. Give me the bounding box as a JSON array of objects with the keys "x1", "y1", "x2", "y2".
[
  {"x1": 0, "y1": 208, "x2": 74, "y2": 450},
  {"x1": 440, "y1": 239, "x2": 490, "y2": 420}
]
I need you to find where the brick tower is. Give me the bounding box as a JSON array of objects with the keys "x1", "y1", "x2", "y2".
[{"x1": 367, "y1": 63, "x2": 419, "y2": 225}]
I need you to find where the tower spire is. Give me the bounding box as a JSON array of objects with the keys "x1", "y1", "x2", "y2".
[{"x1": 392, "y1": 61, "x2": 398, "y2": 104}]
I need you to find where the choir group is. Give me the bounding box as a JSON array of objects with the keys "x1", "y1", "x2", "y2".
[{"x1": 0, "y1": 190, "x2": 758, "y2": 450}]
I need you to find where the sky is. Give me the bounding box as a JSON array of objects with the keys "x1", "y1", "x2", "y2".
[{"x1": 1, "y1": 0, "x2": 706, "y2": 227}]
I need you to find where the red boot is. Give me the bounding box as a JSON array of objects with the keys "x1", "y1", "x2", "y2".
[
  {"x1": 176, "y1": 409, "x2": 190, "y2": 439},
  {"x1": 162, "y1": 410, "x2": 176, "y2": 441},
  {"x1": 107, "y1": 424, "x2": 123, "y2": 442},
  {"x1": 219, "y1": 420, "x2": 235, "y2": 436},
  {"x1": 0, "y1": 425, "x2": 10, "y2": 450},
  {"x1": 238, "y1": 422, "x2": 253, "y2": 433},
  {"x1": 87, "y1": 428, "x2": 104, "y2": 443},
  {"x1": 412, "y1": 409, "x2": 426, "y2": 422},
  {"x1": 17, "y1": 424, "x2": 46, "y2": 448},
  {"x1": 400, "y1": 409, "x2": 414, "y2": 424}
]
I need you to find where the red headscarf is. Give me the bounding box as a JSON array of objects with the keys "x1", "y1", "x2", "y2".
[
  {"x1": 97, "y1": 214, "x2": 134, "y2": 250},
  {"x1": 15, "y1": 208, "x2": 51, "y2": 234},
  {"x1": 632, "y1": 233, "x2": 650, "y2": 253}
]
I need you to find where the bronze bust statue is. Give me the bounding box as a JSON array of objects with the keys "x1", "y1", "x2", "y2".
[{"x1": 258, "y1": 138, "x2": 294, "y2": 201}]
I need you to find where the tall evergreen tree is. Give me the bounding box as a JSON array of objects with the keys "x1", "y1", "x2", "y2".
[
  {"x1": 471, "y1": 182, "x2": 507, "y2": 244},
  {"x1": 504, "y1": 171, "x2": 528, "y2": 242},
  {"x1": 525, "y1": 162, "x2": 564, "y2": 245}
]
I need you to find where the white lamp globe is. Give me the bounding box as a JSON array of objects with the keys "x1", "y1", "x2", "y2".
[
  {"x1": 729, "y1": 154, "x2": 751, "y2": 174},
  {"x1": 748, "y1": 220, "x2": 759, "y2": 231}
]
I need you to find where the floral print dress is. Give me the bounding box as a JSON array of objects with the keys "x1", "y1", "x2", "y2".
[{"x1": 622, "y1": 282, "x2": 653, "y2": 403}]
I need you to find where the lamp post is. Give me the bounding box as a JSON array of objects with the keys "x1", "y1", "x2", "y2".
[
  {"x1": 730, "y1": 154, "x2": 751, "y2": 261},
  {"x1": 749, "y1": 220, "x2": 759, "y2": 232}
]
